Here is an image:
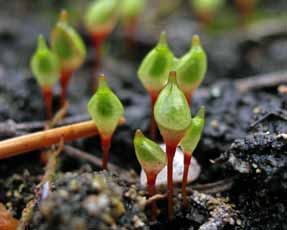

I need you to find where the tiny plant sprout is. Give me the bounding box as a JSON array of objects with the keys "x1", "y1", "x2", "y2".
[
  {"x1": 121, "y1": 0, "x2": 145, "y2": 43},
  {"x1": 175, "y1": 35, "x2": 207, "y2": 105},
  {"x1": 51, "y1": 10, "x2": 86, "y2": 105},
  {"x1": 30, "y1": 35, "x2": 60, "y2": 119},
  {"x1": 154, "y1": 71, "x2": 191, "y2": 221},
  {"x1": 87, "y1": 75, "x2": 124, "y2": 170},
  {"x1": 190, "y1": 0, "x2": 225, "y2": 25},
  {"x1": 179, "y1": 106, "x2": 205, "y2": 208},
  {"x1": 138, "y1": 32, "x2": 174, "y2": 139},
  {"x1": 84, "y1": 0, "x2": 119, "y2": 70},
  {"x1": 134, "y1": 129, "x2": 167, "y2": 221}
]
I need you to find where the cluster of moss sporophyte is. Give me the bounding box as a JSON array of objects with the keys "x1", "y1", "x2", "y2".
[
  {"x1": 135, "y1": 33, "x2": 206, "y2": 221},
  {"x1": 138, "y1": 33, "x2": 207, "y2": 139},
  {"x1": 190, "y1": 0, "x2": 258, "y2": 26},
  {"x1": 133, "y1": 73, "x2": 205, "y2": 221},
  {"x1": 28, "y1": 4, "x2": 207, "y2": 224}
]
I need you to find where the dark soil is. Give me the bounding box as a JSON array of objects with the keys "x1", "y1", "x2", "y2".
[
  {"x1": 0, "y1": 0, "x2": 286, "y2": 229},
  {"x1": 29, "y1": 167, "x2": 238, "y2": 230}
]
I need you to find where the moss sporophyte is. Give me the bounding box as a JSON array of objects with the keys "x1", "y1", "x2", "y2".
[
  {"x1": 134, "y1": 129, "x2": 166, "y2": 221},
  {"x1": 30, "y1": 35, "x2": 60, "y2": 119},
  {"x1": 175, "y1": 35, "x2": 207, "y2": 106},
  {"x1": 138, "y1": 32, "x2": 174, "y2": 139},
  {"x1": 154, "y1": 71, "x2": 191, "y2": 221},
  {"x1": 85, "y1": 0, "x2": 119, "y2": 72},
  {"x1": 179, "y1": 106, "x2": 205, "y2": 208},
  {"x1": 87, "y1": 75, "x2": 124, "y2": 170},
  {"x1": 51, "y1": 10, "x2": 86, "y2": 105},
  {"x1": 121, "y1": 0, "x2": 145, "y2": 45}
]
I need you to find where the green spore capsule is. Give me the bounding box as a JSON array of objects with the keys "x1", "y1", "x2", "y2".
[
  {"x1": 84, "y1": 0, "x2": 119, "y2": 35},
  {"x1": 154, "y1": 71, "x2": 191, "y2": 146},
  {"x1": 134, "y1": 129, "x2": 167, "y2": 175},
  {"x1": 87, "y1": 75, "x2": 124, "y2": 139},
  {"x1": 30, "y1": 35, "x2": 60, "y2": 87},
  {"x1": 180, "y1": 106, "x2": 205, "y2": 155},
  {"x1": 134, "y1": 129, "x2": 166, "y2": 220},
  {"x1": 121, "y1": 0, "x2": 145, "y2": 20},
  {"x1": 51, "y1": 10, "x2": 86, "y2": 72},
  {"x1": 138, "y1": 32, "x2": 174, "y2": 96},
  {"x1": 175, "y1": 35, "x2": 207, "y2": 103}
]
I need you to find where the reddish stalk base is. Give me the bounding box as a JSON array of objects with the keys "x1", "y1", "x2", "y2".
[
  {"x1": 92, "y1": 32, "x2": 108, "y2": 68},
  {"x1": 184, "y1": 92, "x2": 192, "y2": 108},
  {"x1": 123, "y1": 17, "x2": 138, "y2": 53},
  {"x1": 60, "y1": 69, "x2": 73, "y2": 106},
  {"x1": 182, "y1": 153, "x2": 192, "y2": 208},
  {"x1": 91, "y1": 31, "x2": 108, "y2": 90},
  {"x1": 42, "y1": 86, "x2": 53, "y2": 120},
  {"x1": 101, "y1": 136, "x2": 111, "y2": 170},
  {"x1": 150, "y1": 92, "x2": 158, "y2": 140},
  {"x1": 166, "y1": 144, "x2": 177, "y2": 222},
  {"x1": 147, "y1": 173, "x2": 157, "y2": 221}
]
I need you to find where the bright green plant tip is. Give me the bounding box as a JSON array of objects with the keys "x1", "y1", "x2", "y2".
[
  {"x1": 134, "y1": 129, "x2": 167, "y2": 174},
  {"x1": 121, "y1": 0, "x2": 145, "y2": 19},
  {"x1": 51, "y1": 10, "x2": 86, "y2": 72},
  {"x1": 30, "y1": 35, "x2": 60, "y2": 87},
  {"x1": 191, "y1": 0, "x2": 225, "y2": 12},
  {"x1": 84, "y1": 0, "x2": 119, "y2": 33},
  {"x1": 180, "y1": 106, "x2": 205, "y2": 154},
  {"x1": 87, "y1": 75, "x2": 124, "y2": 138},
  {"x1": 175, "y1": 35, "x2": 207, "y2": 95},
  {"x1": 138, "y1": 32, "x2": 174, "y2": 94},
  {"x1": 154, "y1": 71, "x2": 191, "y2": 140}
]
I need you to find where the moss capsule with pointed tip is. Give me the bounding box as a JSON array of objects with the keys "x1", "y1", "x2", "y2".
[
  {"x1": 179, "y1": 106, "x2": 205, "y2": 208},
  {"x1": 30, "y1": 35, "x2": 60, "y2": 119},
  {"x1": 51, "y1": 10, "x2": 86, "y2": 105},
  {"x1": 134, "y1": 129, "x2": 166, "y2": 220},
  {"x1": 175, "y1": 35, "x2": 207, "y2": 105},
  {"x1": 87, "y1": 75, "x2": 124, "y2": 169},
  {"x1": 138, "y1": 32, "x2": 174, "y2": 97},
  {"x1": 138, "y1": 32, "x2": 174, "y2": 139},
  {"x1": 154, "y1": 71, "x2": 191, "y2": 221}
]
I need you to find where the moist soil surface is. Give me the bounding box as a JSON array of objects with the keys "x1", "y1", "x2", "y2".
[{"x1": 0, "y1": 1, "x2": 287, "y2": 229}]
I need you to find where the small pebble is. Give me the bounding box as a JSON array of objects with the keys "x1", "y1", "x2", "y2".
[
  {"x1": 82, "y1": 195, "x2": 109, "y2": 216},
  {"x1": 140, "y1": 144, "x2": 201, "y2": 188}
]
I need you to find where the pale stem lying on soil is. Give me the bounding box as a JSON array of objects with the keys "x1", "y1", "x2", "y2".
[{"x1": 0, "y1": 118, "x2": 125, "y2": 160}]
